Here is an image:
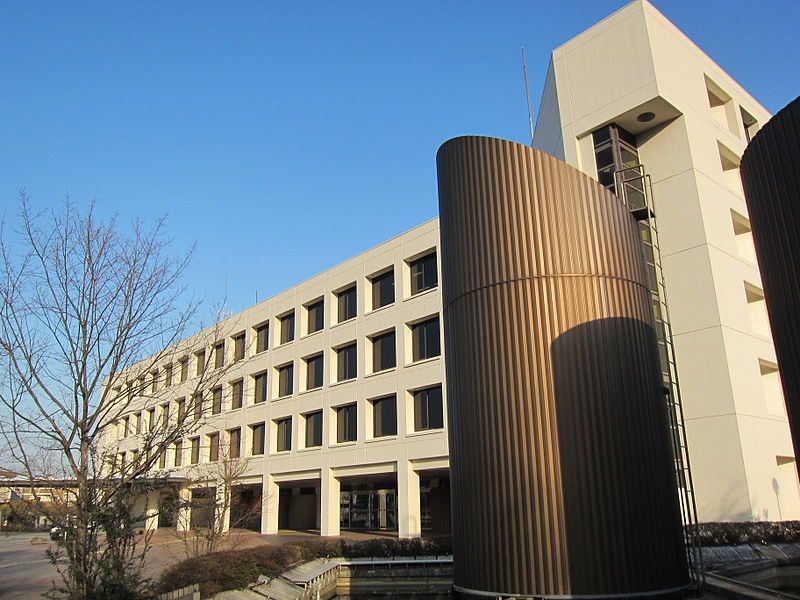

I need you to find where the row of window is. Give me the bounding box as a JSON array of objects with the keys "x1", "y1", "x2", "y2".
[
  {"x1": 114, "y1": 252, "x2": 439, "y2": 401},
  {"x1": 117, "y1": 316, "x2": 441, "y2": 437},
  {"x1": 118, "y1": 386, "x2": 444, "y2": 469}
]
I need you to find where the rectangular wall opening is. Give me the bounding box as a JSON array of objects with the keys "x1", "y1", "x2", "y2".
[
  {"x1": 731, "y1": 210, "x2": 757, "y2": 263},
  {"x1": 760, "y1": 359, "x2": 785, "y2": 416}
]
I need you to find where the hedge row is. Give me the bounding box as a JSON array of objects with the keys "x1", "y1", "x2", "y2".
[
  {"x1": 694, "y1": 521, "x2": 800, "y2": 546},
  {"x1": 157, "y1": 537, "x2": 452, "y2": 598}
]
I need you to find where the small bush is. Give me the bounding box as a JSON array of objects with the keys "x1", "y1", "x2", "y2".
[
  {"x1": 693, "y1": 521, "x2": 800, "y2": 546},
  {"x1": 158, "y1": 535, "x2": 452, "y2": 598}
]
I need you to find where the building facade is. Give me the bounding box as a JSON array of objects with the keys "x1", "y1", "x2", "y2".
[
  {"x1": 108, "y1": 219, "x2": 450, "y2": 537},
  {"x1": 533, "y1": 0, "x2": 797, "y2": 521},
  {"x1": 105, "y1": 0, "x2": 795, "y2": 533}
]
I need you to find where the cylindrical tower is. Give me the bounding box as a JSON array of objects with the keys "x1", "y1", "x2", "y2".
[
  {"x1": 740, "y1": 96, "x2": 800, "y2": 482},
  {"x1": 436, "y1": 136, "x2": 688, "y2": 599}
]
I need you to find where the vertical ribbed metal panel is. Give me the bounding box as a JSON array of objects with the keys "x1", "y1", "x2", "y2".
[
  {"x1": 741, "y1": 96, "x2": 800, "y2": 483},
  {"x1": 436, "y1": 136, "x2": 687, "y2": 598}
]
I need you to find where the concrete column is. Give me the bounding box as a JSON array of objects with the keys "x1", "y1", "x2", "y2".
[
  {"x1": 320, "y1": 468, "x2": 340, "y2": 537},
  {"x1": 216, "y1": 485, "x2": 230, "y2": 534},
  {"x1": 261, "y1": 475, "x2": 279, "y2": 534},
  {"x1": 378, "y1": 490, "x2": 387, "y2": 529},
  {"x1": 176, "y1": 485, "x2": 191, "y2": 533},
  {"x1": 144, "y1": 490, "x2": 160, "y2": 532},
  {"x1": 397, "y1": 460, "x2": 421, "y2": 539}
]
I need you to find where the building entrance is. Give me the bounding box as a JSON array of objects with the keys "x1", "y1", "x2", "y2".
[{"x1": 339, "y1": 489, "x2": 397, "y2": 530}]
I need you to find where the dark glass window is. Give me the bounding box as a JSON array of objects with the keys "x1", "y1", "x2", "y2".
[
  {"x1": 251, "y1": 423, "x2": 265, "y2": 455},
  {"x1": 410, "y1": 253, "x2": 438, "y2": 295},
  {"x1": 164, "y1": 364, "x2": 173, "y2": 387},
  {"x1": 192, "y1": 393, "x2": 203, "y2": 421},
  {"x1": 306, "y1": 354, "x2": 324, "y2": 390},
  {"x1": 307, "y1": 299, "x2": 324, "y2": 334},
  {"x1": 336, "y1": 403, "x2": 357, "y2": 443},
  {"x1": 208, "y1": 432, "x2": 220, "y2": 462},
  {"x1": 371, "y1": 270, "x2": 395, "y2": 309},
  {"x1": 176, "y1": 398, "x2": 186, "y2": 421},
  {"x1": 278, "y1": 363, "x2": 294, "y2": 397},
  {"x1": 254, "y1": 372, "x2": 268, "y2": 404},
  {"x1": 212, "y1": 386, "x2": 223, "y2": 414},
  {"x1": 280, "y1": 311, "x2": 295, "y2": 344},
  {"x1": 180, "y1": 358, "x2": 188, "y2": 382},
  {"x1": 231, "y1": 380, "x2": 243, "y2": 409},
  {"x1": 159, "y1": 450, "x2": 166, "y2": 469},
  {"x1": 190, "y1": 437, "x2": 200, "y2": 465},
  {"x1": 214, "y1": 342, "x2": 225, "y2": 369},
  {"x1": 337, "y1": 343, "x2": 357, "y2": 382},
  {"x1": 174, "y1": 441, "x2": 183, "y2": 467},
  {"x1": 255, "y1": 323, "x2": 269, "y2": 353},
  {"x1": 305, "y1": 411, "x2": 323, "y2": 448},
  {"x1": 276, "y1": 417, "x2": 292, "y2": 452},
  {"x1": 412, "y1": 317, "x2": 441, "y2": 361},
  {"x1": 373, "y1": 395, "x2": 397, "y2": 438},
  {"x1": 233, "y1": 333, "x2": 246, "y2": 361},
  {"x1": 195, "y1": 350, "x2": 206, "y2": 376},
  {"x1": 229, "y1": 428, "x2": 241, "y2": 459},
  {"x1": 372, "y1": 330, "x2": 396, "y2": 372},
  {"x1": 414, "y1": 386, "x2": 444, "y2": 431},
  {"x1": 160, "y1": 403, "x2": 170, "y2": 427},
  {"x1": 337, "y1": 285, "x2": 357, "y2": 322}
]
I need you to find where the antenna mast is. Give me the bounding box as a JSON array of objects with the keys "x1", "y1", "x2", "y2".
[{"x1": 521, "y1": 47, "x2": 535, "y2": 146}]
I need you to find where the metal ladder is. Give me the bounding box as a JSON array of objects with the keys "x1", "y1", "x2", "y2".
[{"x1": 614, "y1": 165, "x2": 705, "y2": 590}]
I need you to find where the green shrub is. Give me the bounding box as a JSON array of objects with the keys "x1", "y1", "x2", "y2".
[
  {"x1": 158, "y1": 536, "x2": 452, "y2": 598},
  {"x1": 693, "y1": 521, "x2": 800, "y2": 546}
]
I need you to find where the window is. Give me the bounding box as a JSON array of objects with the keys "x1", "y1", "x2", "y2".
[
  {"x1": 336, "y1": 403, "x2": 357, "y2": 443},
  {"x1": 255, "y1": 323, "x2": 269, "y2": 353},
  {"x1": 190, "y1": 437, "x2": 200, "y2": 465},
  {"x1": 307, "y1": 299, "x2": 324, "y2": 334},
  {"x1": 195, "y1": 350, "x2": 206, "y2": 377},
  {"x1": 414, "y1": 386, "x2": 444, "y2": 431},
  {"x1": 275, "y1": 417, "x2": 292, "y2": 452},
  {"x1": 150, "y1": 371, "x2": 159, "y2": 393},
  {"x1": 745, "y1": 283, "x2": 770, "y2": 336},
  {"x1": 305, "y1": 411, "x2": 323, "y2": 448},
  {"x1": 231, "y1": 379, "x2": 244, "y2": 410},
  {"x1": 122, "y1": 416, "x2": 130, "y2": 437},
  {"x1": 159, "y1": 450, "x2": 166, "y2": 470},
  {"x1": 233, "y1": 332, "x2": 246, "y2": 361},
  {"x1": 254, "y1": 372, "x2": 268, "y2": 404},
  {"x1": 192, "y1": 393, "x2": 203, "y2": 421},
  {"x1": 705, "y1": 75, "x2": 737, "y2": 135},
  {"x1": 741, "y1": 107, "x2": 759, "y2": 143},
  {"x1": 372, "y1": 395, "x2": 397, "y2": 438},
  {"x1": 761, "y1": 360, "x2": 785, "y2": 417},
  {"x1": 164, "y1": 363, "x2": 173, "y2": 388},
  {"x1": 174, "y1": 441, "x2": 183, "y2": 467},
  {"x1": 718, "y1": 142, "x2": 743, "y2": 195},
  {"x1": 148, "y1": 408, "x2": 156, "y2": 431},
  {"x1": 214, "y1": 342, "x2": 225, "y2": 369},
  {"x1": 180, "y1": 358, "x2": 189, "y2": 383},
  {"x1": 251, "y1": 423, "x2": 265, "y2": 455},
  {"x1": 160, "y1": 402, "x2": 170, "y2": 427},
  {"x1": 176, "y1": 398, "x2": 186, "y2": 421},
  {"x1": 371, "y1": 270, "x2": 395, "y2": 309},
  {"x1": 337, "y1": 285, "x2": 357, "y2": 322},
  {"x1": 277, "y1": 363, "x2": 294, "y2": 398},
  {"x1": 410, "y1": 252, "x2": 438, "y2": 295},
  {"x1": 372, "y1": 330, "x2": 396, "y2": 372},
  {"x1": 280, "y1": 311, "x2": 295, "y2": 344},
  {"x1": 229, "y1": 428, "x2": 241, "y2": 459},
  {"x1": 412, "y1": 317, "x2": 441, "y2": 361},
  {"x1": 337, "y1": 342, "x2": 357, "y2": 382},
  {"x1": 135, "y1": 412, "x2": 142, "y2": 434},
  {"x1": 305, "y1": 354, "x2": 324, "y2": 390},
  {"x1": 731, "y1": 210, "x2": 757, "y2": 263},
  {"x1": 208, "y1": 432, "x2": 220, "y2": 462},
  {"x1": 212, "y1": 386, "x2": 223, "y2": 415}
]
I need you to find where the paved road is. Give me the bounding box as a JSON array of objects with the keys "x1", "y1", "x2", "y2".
[{"x1": 0, "y1": 533, "x2": 58, "y2": 600}]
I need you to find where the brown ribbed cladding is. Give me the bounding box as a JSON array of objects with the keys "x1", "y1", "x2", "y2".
[
  {"x1": 436, "y1": 136, "x2": 687, "y2": 598},
  {"x1": 741, "y1": 96, "x2": 800, "y2": 483}
]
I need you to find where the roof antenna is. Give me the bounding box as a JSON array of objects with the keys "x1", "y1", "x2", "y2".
[{"x1": 521, "y1": 47, "x2": 535, "y2": 147}]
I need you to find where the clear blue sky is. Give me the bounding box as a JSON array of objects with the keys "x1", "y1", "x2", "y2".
[{"x1": 1, "y1": 1, "x2": 798, "y2": 316}]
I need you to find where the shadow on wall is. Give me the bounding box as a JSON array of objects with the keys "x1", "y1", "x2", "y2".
[{"x1": 552, "y1": 316, "x2": 688, "y2": 595}]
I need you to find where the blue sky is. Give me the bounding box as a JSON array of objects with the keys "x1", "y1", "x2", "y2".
[{"x1": 1, "y1": 1, "x2": 798, "y2": 317}]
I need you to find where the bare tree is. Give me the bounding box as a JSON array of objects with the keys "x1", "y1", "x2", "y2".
[{"x1": 0, "y1": 193, "x2": 231, "y2": 599}]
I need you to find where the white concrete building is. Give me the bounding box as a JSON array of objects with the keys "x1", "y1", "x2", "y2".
[
  {"x1": 109, "y1": 219, "x2": 450, "y2": 537},
  {"x1": 107, "y1": 0, "x2": 795, "y2": 532},
  {"x1": 533, "y1": 0, "x2": 797, "y2": 521}
]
